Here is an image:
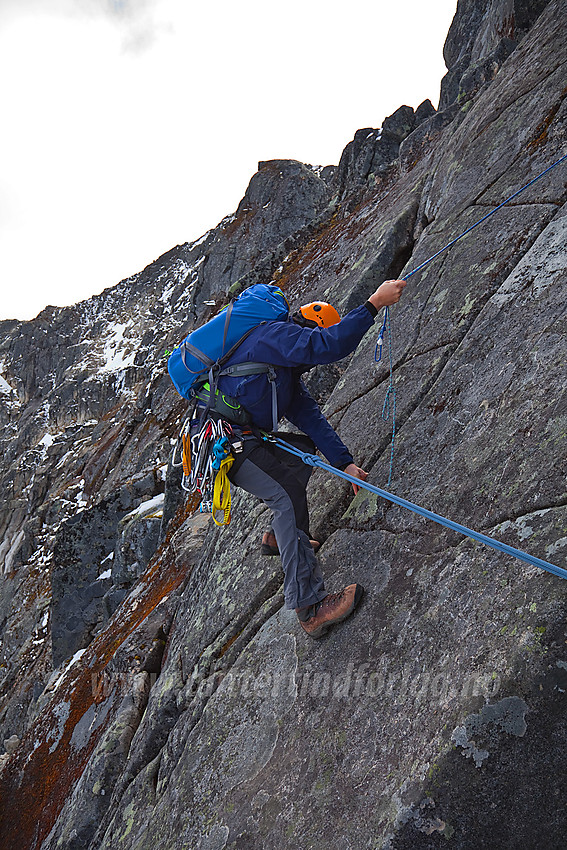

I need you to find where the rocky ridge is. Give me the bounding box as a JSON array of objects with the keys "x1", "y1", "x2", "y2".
[{"x1": 0, "y1": 0, "x2": 566, "y2": 847}]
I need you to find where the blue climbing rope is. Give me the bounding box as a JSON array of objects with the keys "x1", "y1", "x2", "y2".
[
  {"x1": 403, "y1": 151, "x2": 567, "y2": 281},
  {"x1": 266, "y1": 435, "x2": 567, "y2": 582},
  {"x1": 376, "y1": 150, "x2": 567, "y2": 484},
  {"x1": 374, "y1": 306, "x2": 396, "y2": 487}
]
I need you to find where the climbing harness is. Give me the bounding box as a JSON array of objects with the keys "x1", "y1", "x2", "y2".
[
  {"x1": 376, "y1": 151, "x2": 567, "y2": 484},
  {"x1": 265, "y1": 434, "x2": 567, "y2": 582}
]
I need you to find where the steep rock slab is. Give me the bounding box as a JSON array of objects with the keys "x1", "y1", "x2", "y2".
[
  {"x1": 0, "y1": 512, "x2": 208, "y2": 850},
  {"x1": 91, "y1": 524, "x2": 564, "y2": 849},
  {"x1": 88, "y1": 2, "x2": 567, "y2": 848},
  {"x1": 0, "y1": 0, "x2": 565, "y2": 847},
  {"x1": 439, "y1": 0, "x2": 551, "y2": 109},
  {"x1": 50, "y1": 475, "x2": 165, "y2": 668}
]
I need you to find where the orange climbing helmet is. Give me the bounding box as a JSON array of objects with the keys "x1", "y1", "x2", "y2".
[{"x1": 299, "y1": 301, "x2": 341, "y2": 328}]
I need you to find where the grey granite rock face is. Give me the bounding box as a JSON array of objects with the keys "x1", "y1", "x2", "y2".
[
  {"x1": 334, "y1": 104, "x2": 426, "y2": 199},
  {"x1": 440, "y1": 0, "x2": 551, "y2": 110},
  {"x1": 51, "y1": 476, "x2": 164, "y2": 668},
  {"x1": 0, "y1": 0, "x2": 566, "y2": 848},
  {"x1": 198, "y1": 160, "x2": 332, "y2": 307}
]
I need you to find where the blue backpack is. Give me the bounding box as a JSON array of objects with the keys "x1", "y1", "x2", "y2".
[{"x1": 168, "y1": 283, "x2": 290, "y2": 426}]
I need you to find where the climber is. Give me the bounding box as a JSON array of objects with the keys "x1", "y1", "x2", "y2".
[{"x1": 215, "y1": 279, "x2": 406, "y2": 639}]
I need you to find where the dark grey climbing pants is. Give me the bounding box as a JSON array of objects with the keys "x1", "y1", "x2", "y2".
[{"x1": 228, "y1": 434, "x2": 327, "y2": 611}]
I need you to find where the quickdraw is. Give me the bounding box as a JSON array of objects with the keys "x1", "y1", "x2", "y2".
[{"x1": 172, "y1": 415, "x2": 237, "y2": 526}]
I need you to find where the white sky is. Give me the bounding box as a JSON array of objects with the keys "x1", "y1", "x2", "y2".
[{"x1": 0, "y1": 0, "x2": 457, "y2": 322}]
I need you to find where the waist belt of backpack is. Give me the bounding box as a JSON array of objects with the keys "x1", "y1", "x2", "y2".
[
  {"x1": 219, "y1": 362, "x2": 278, "y2": 431},
  {"x1": 194, "y1": 362, "x2": 278, "y2": 430}
]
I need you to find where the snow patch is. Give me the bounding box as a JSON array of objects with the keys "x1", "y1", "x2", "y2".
[
  {"x1": 1, "y1": 528, "x2": 25, "y2": 574},
  {"x1": 55, "y1": 450, "x2": 75, "y2": 470},
  {"x1": 98, "y1": 322, "x2": 137, "y2": 374},
  {"x1": 192, "y1": 229, "x2": 213, "y2": 248},
  {"x1": 122, "y1": 493, "x2": 165, "y2": 522},
  {"x1": 75, "y1": 479, "x2": 87, "y2": 508},
  {"x1": 48, "y1": 701, "x2": 71, "y2": 754},
  {"x1": 160, "y1": 281, "x2": 177, "y2": 304},
  {"x1": 39, "y1": 433, "x2": 55, "y2": 450},
  {"x1": 0, "y1": 375, "x2": 13, "y2": 395},
  {"x1": 48, "y1": 648, "x2": 88, "y2": 696}
]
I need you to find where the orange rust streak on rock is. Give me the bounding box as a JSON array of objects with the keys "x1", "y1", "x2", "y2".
[
  {"x1": 0, "y1": 541, "x2": 189, "y2": 850},
  {"x1": 527, "y1": 86, "x2": 567, "y2": 152}
]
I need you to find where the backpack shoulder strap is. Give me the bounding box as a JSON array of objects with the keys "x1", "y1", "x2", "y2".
[
  {"x1": 221, "y1": 300, "x2": 234, "y2": 355},
  {"x1": 217, "y1": 321, "x2": 267, "y2": 367}
]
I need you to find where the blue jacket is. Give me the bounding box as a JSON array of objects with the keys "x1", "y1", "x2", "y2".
[{"x1": 218, "y1": 302, "x2": 377, "y2": 468}]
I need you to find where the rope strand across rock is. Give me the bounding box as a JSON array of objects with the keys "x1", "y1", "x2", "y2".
[
  {"x1": 376, "y1": 150, "x2": 567, "y2": 484},
  {"x1": 265, "y1": 434, "x2": 567, "y2": 582}
]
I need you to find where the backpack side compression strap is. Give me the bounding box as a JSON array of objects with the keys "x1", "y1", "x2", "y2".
[
  {"x1": 181, "y1": 340, "x2": 214, "y2": 374},
  {"x1": 180, "y1": 318, "x2": 265, "y2": 378}
]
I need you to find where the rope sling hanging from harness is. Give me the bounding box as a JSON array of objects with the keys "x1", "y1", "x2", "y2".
[
  {"x1": 212, "y1": 454, "x2": 234, "y2": 526},
  {"x1": 376, "y1": 151, "x2": 567, "y2": 486}
]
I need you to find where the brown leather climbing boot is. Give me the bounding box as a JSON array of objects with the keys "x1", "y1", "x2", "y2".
[
  {"x1": 296, "y1": 584, "x2": 364, "y2": 639},
  {"x1": 261, "y1": 531, "x2": 320, "y2": 556}
]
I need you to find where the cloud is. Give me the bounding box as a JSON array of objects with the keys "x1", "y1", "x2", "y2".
[
  {"x1": 0, "y1": 0, "x2": 459, "y2": 321},
  {"x1": 0, "y1": 0, "x2": 148, "y2": 18},
  {"x1": 0, "y1": 0, "x2": 173, "y2": 53}
]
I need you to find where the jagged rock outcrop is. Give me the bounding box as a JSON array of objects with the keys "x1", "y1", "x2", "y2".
[
  {"x1": 200, "y1": 160, "x2": 333, "y2": 304},
  {"x1": 50, "y1": 480, "x2": 165, "y2": 668},
  {"x1": 0, "y1": 0, "x2": 566, "y2": 848},
  {"x1": 333, "y1": 102, "x2": 438, "y2": 199},
  {"x1": 440, "y1": 0, "x2": 552, "y2": 109}
]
